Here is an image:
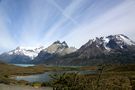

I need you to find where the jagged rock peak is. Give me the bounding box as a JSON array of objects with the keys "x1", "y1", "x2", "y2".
[
  {"x1": 86, "y1": 34, "x2": 135, "y2": 46},
  {"x1": 16, "y1": 46, "x2": 21, "y2": 50},
  {"x1": 52, "y1": 40, "x2": 68, "y2": 48},
  {"x1": 53, "y1": 40, "x2": 61, "y2": 44},
  {"x1": 41, "y1": 40, "x2": 77, "y2": 55},
  {"x1": 80, "y1": 34, "x2": 135, "y2": 53}
]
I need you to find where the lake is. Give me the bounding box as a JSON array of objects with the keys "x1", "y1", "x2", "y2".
[
  {"x1": 15, "y1": 70, "x2": 96, "y2": 83},
  {"x1": 13, "y1": 64, "x2": 35, "y2": 67}
]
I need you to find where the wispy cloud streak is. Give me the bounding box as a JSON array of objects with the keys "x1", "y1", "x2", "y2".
[
  {"x1": 42, "y1": 0, "x2": 83, "y2": 42},
  {"x1": 62, "y1": 0, "x2": 135, "y2": 48}
]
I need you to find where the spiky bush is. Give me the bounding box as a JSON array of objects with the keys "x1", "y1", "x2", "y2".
[{"x1": 50, "y1": 73, "x2": 96, "y2": 90}]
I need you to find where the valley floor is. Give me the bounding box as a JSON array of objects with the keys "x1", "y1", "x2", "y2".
[{"x1": 0, "y1": 62, "x2": 135, "y2": 90}]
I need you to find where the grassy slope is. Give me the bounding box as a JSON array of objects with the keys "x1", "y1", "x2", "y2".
[{"x1": 92, "y1": 64, "x2": 135, "y2": 90}]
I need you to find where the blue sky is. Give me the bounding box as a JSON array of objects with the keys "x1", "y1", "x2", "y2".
[{"x1": 0, "y1": 0, "x2": 135, "y2": 52}]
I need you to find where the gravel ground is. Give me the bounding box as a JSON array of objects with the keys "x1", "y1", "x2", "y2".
[{"x1": 0, "y1": 84, "x2": 53, "y2": 90}]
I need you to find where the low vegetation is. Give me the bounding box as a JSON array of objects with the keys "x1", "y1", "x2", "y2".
[{"x1": 49, "y1": 64, "x2": 135, "y2": 90}]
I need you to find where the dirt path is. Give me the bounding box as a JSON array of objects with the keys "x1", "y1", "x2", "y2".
[{"x1": 0, "y1": 84, "x2": 53, "y2": 90}]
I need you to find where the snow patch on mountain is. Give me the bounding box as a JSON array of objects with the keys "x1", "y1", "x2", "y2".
[
  {"x1": 7, "y1": 46, "x2": 45, "y2": 59},
  {"x1": 84, "y1": 34, "x2": 135, "y2": 51},
  {"x1": 118, "y1": 34, "x2": 135, "y2": 45}
]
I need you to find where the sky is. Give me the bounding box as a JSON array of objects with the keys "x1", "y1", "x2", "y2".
[{"x1": 0, "y1": 0, "x2": 135, "y2": 53}]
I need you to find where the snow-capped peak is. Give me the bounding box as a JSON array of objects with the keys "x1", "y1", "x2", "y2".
[
  {"x1": 106, "y1": 34, "x2": 135, "y2": 46},
  {"x1": 7, "y1": 46, "x2": 45, "y2": 59},
  {"x1": 84, "y1": 34, "x2": 135, "y2": 51}
]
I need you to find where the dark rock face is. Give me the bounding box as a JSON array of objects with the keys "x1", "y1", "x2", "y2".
[
  {"x1": 33, "y1": 51, "x2": 57, "y2": 64},
  {"x1": 0, "y1": 53, "x2": 32, "y2": 64}
]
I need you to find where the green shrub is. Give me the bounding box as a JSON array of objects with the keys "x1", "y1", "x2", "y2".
[{"x1": 31, "y1": 82, "x2": 42, "y2": 87}]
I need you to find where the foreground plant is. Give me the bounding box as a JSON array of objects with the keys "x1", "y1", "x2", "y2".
[
  {"x1": 49, "y1": 71, "x2": 133, "y2": 90},
  {"x1": 50, "y1": 73, "x2": 96, "y2": 90}
]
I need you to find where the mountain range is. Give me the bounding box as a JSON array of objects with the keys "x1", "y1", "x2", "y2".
[
  {"x1": 0, "y1": 41, "x2": 76, "y2": 64},
  {"x1": 0, "y1": 34, "x2": 135, "y2": 65}
]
